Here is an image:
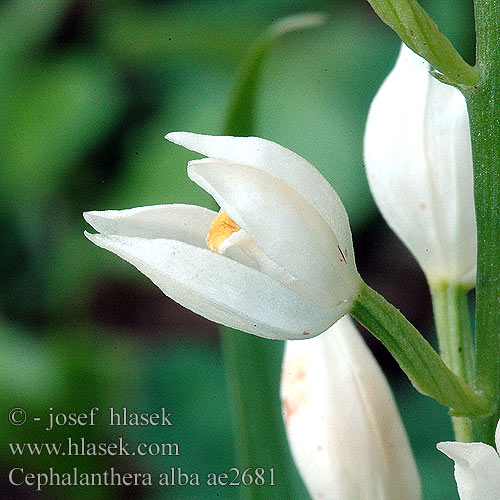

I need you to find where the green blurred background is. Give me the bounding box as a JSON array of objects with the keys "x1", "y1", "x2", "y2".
[{"x1": 0, "y1": 0, "x2": 475, "y2": 498}]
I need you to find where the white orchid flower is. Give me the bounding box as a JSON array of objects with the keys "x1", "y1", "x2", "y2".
[
  {"x1": 281, "y1": 315, "x2": 422, "y2": 500},
  {"x1": 437, "y1": 419, "x2": 500, "y2": 500},
  {"x1": 84, "y1": 132, "x2": 360, "y2": 340},
  {"x1": 364, "y1": 43, "x2": 476, "y2": 288}
]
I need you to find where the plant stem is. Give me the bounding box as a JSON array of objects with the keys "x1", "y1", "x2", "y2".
[
  {"x1": 221, "y1": 329, "x2": 299, "y2": 500},
  {"x1": 430, "y1": 283, "x2": 475, "y2": 442},
  {"x1": 351, "y1": 281, "x2": 489, "y2": 416},
  {"x1": 366, "y1": 0, "x2": 478, "y2": 85},
  {"x1": 462, "y1": 0, "x2": 500, "y2": 446}
]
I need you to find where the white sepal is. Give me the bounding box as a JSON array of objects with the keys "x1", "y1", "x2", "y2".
[{"x1": 85, "y1": 230, "x2": 340, "y2": 339}]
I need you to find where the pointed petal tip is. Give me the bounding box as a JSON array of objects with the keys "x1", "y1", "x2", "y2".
[
  {"x1": 187, "y1": 158, "x2": 216, "y2": 167},
  {"x1": 84, "y1": 231, "x2": 123, "y2": 252},
  {"x1": 165, "y1": 131, "x2": 201, "y2": 146},
  {"x1": 165, "y1": 131, "x2": 247, "y2": 152},
  {"x1": 84, "y1": 230, "x2": 113, "y2": 246},
  {"x1": 84, "y1": 229, "x2": 97, "y2": 241},
  {"x1": 436, "y1": 441, "x2": 473, "y2": 467},
  {"x1": 186, "y1": 158, "x2": 222, "y2": 178},
  {"x1": 83, "y1": 210, "x2": 115, "y2": 230},
  {"x1": 436, "y1": 441, "x2": 455, "y2": 457},
  {"x1": 437, "y1": 440, "x2": 496, "y2": 465},
  {"x1": 83, "y1": 211, "x2": 98, "y2": 227},
  {"x1": 164, "y1": 131, "x2": 182, "y2": 142},
  {"x1": 83, "y1": 209, "x2": 99, "y2": 218}
]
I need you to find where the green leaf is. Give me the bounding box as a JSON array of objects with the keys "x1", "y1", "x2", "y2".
[{"x1": 224, "y1": 12, "x2": 327, "y2": 135}]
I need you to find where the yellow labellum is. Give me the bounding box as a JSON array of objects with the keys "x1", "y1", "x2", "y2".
[{"x1": 206, "y1": 211, "x2": 240, "y2": 252}]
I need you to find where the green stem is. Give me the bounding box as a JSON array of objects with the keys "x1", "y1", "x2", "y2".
[
  {"x1": 461, "y1": 0, "x2": 500, "y2": 446},
  {"x1": 221, "y1": 330, "x2": 298, "y2": 499},
  {"x1": 366, "y1": 0, "x2": 478, "y2": 85},
  {"x1": 430, "y1": 283, "x2": 475, "y2": 442},
  {"x1": 351, "y1": 281, "x2": 489, "y2": 416}
]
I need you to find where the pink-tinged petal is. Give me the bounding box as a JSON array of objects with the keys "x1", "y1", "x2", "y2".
[{"x1": 282, "y1": 316, "x2": 421, "y2": 500}]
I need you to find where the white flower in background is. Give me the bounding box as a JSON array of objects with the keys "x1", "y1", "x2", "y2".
[
  {"x1": 437, "y1": 419, "x2": 500, "y2": 500},
  {"x1": 84, "y1": 132, "x2": 360, "y2": 340},
  {"x1": 281, "y1": 315, "x2": 422, "y2": 500},
  {"x1": 364, "y1": 43, "x2": 476, "y2": 288}
]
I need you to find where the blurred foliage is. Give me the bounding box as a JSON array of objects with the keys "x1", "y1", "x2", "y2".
[
  {"x1": 0, "y1": 0, "x2": 476, "y2": 498},
  {"x1": 0, "y1": 321, "x2": 136, "y2": 499}
]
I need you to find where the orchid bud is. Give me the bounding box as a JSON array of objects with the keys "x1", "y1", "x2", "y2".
[
  {"x1": 364, "y1": 44, "x2": 476, "y2": 288},
  {"x1": 84, "y1": 132, "x2": 361, "y2": 340},
  {"x1": 281, "y1": 315, "x2": 422, "y2": 500}
]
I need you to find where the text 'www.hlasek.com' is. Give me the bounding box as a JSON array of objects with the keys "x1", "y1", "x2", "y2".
[{"x1": 7, "y1": 406, "x2": 276, "y2": 491}]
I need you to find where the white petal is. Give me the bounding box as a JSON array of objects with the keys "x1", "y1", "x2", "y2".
[
  {"x1": 282, "y1": 316, "x2": 422, "y2": 500},
  {"x1": 84, "y1": 204, "x2": 217, "y2": 247},
  {"x1": 364, "y1": 44, "x2": 476, "y2": 286},
  {"x1": 188, "y1": 158, "x2": 359, "y2": 306},
  {"x1": 84, "y1": 204, "x2": 256, "y2": 268},
  {"x1": 84, "y1": 233, "x2": 345, "y2": 340},
  {"x1": 496, "y1": 418, "x2": 500, "y2": 453},
  {"x1": 166, "y1": 131, "x2": 354, "y2": 260},
  {"x1": 437, "y1": 441, "x2": 500, "y2": 500}
]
